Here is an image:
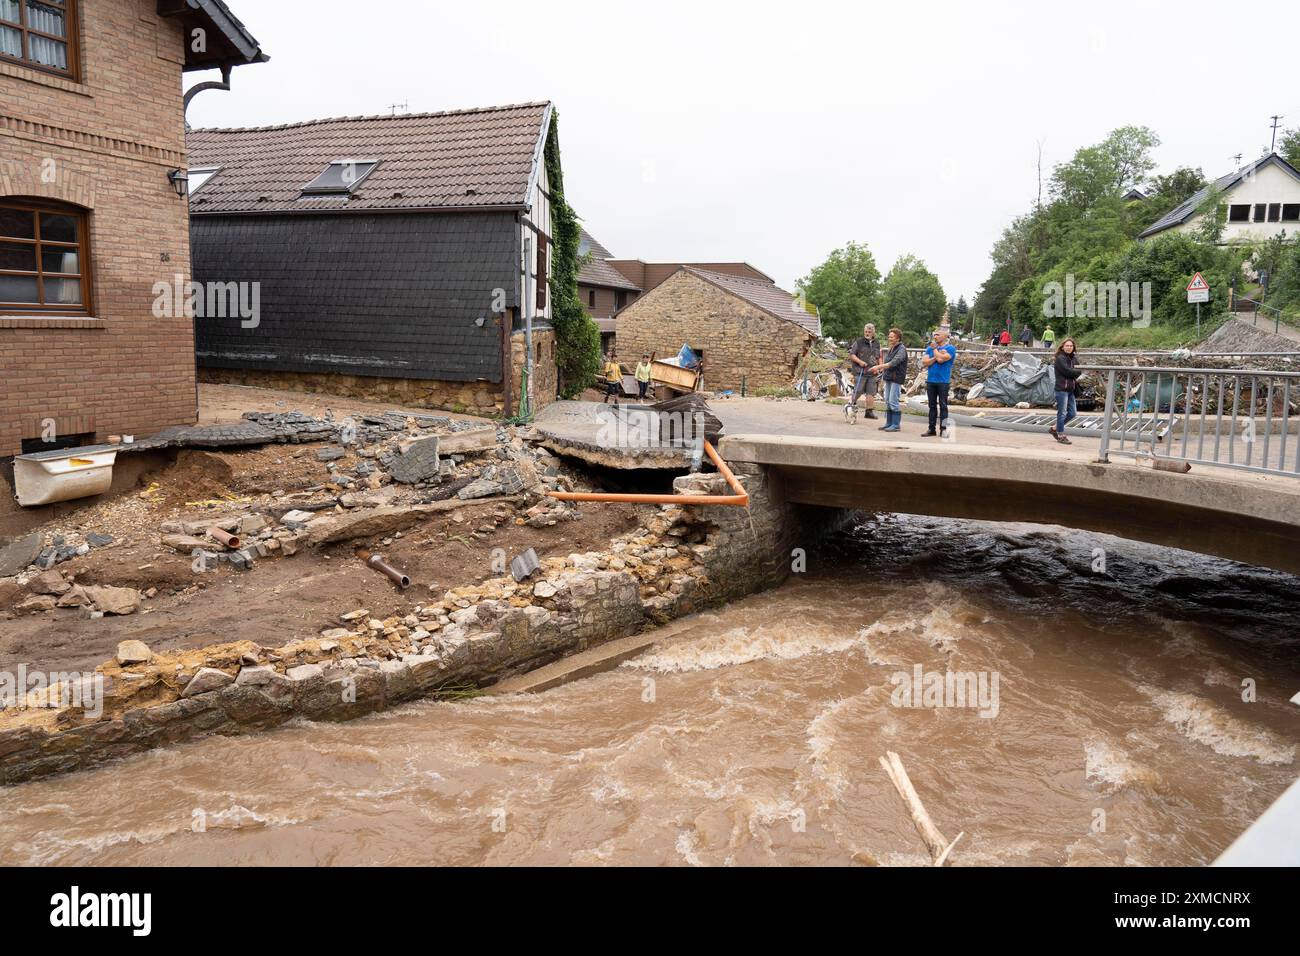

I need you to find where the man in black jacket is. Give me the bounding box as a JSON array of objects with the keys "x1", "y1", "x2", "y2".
[{"x1": 846, "y1": 323, "x2": 882, "y2": 421}]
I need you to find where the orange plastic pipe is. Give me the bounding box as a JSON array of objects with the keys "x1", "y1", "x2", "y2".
[{"x1": 546, "y1": 441, "x2": 749, "y2": 507}]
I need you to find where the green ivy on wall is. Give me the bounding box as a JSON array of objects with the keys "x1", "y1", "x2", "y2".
[{"x1": 544, "y1": 110, "x2": 601, "y2": 397}]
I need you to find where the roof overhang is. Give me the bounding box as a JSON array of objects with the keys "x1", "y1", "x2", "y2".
[{"x1": 160, "y1": 0, "x2": 268, "y2": 72}]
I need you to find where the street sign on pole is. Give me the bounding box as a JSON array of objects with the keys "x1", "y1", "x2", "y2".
[{"x1": 1187, "y1": 272, "x2": 1210, "y2": 305}]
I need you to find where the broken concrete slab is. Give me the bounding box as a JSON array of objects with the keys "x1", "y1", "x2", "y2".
[
  {"x1": 388, "y1": 436, "x2": 441, "y2": 484},
  {"x1": 0, "y1": 533, "x2": 43, "y2": 577},
  {"x1": 436, "y1": 427, "x2": 498, "y2": 455},
  {"x1": 306, "y1": 505, "x2": 434, "y2": 545}
]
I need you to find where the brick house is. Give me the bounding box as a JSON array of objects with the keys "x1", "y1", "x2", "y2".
[
  {"x1": 186, "y1": 102, "x2": 564, "y2": 418},
  {"x1": 614, "y1": 266, "x2": 821, "y2": 392},
  {"x1": 0, "y1": 0, "x2": 265, "y2": 459}
]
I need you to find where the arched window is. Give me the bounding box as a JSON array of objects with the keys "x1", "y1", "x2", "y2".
[
  {"x1": 0, "y1": 200, "x2": 92, "y2": 315},
  {"x1": 0, "y1": 1, "x2": 79, "y2": 79}
]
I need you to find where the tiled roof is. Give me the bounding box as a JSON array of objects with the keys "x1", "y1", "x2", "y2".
[
  {"x1": 577, "y1": 227, "x2": 640, "y2": 290},
  {"x1": 578, "y1": 227, "x2": 614, "y2": 260},
  {"x1": 186, "y1": 102, "x2": 551, "y2": 214},
  {"x1": 683, "y1": 267, "x2": 821, "y2": 337},
  {"x1": 1138, "y1": 153, "x2": 1300, "y2": 239}
]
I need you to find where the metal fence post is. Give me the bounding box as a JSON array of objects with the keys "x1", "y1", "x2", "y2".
[{"x1": 1097, "y1": 370, "x2": 1116, "y2": 463}]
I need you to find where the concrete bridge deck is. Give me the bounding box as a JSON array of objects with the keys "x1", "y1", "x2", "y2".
[
  {"x1": 718, "y1": 431, "x2": 1300, "y2": 577},
  {"x1": 535, "y1": 398, "x2": 1300, "y2": 575}
]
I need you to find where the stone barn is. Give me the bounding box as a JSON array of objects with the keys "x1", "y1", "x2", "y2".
[{"x1": 613, "y1": 266, "x2": 820, "y2": 392}]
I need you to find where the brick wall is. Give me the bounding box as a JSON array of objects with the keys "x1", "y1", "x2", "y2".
[
  {"x1": 0, "y1": 0, "x2": 196, "y2": 457},
  {"x1": 614, "y1": 270, "x2": 813, "y2": 392}
]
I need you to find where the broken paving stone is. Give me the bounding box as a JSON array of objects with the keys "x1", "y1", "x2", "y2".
[
  {"x1": 388, "y1": 436, "x2": 441, "y2": 485},
  {"x1": 280, "y1": 509, "x2": 315, "y2": 525},
  {"x1": 533, "y1": 580, "x2": 558, "y2": 599},
  {"x1": 315, "y1": 447, "x2": 346, "y2": 462},
  {"x1": 181, "y1": 667, "x2": 234, "y2": 697},
  {"x1": 340, "y1": 609, "x2": 369, "y2": 623},
  {"x1": 116, "y1": 639, "x2": 153, "y2": 665},
  {"x1": 0, "y1": 532, "x2": 44, "y2": 576},
  {"x1": 456, "y1": 477, "x2": 503, "y2": 500},
  {"x1": 86, "y1": 533, "x2": 114, "y2": 548},
  {"x1": 84, "y1": 585, "x2": 141, "y2": 616}
]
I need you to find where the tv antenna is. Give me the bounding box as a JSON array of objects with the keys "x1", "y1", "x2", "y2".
[{"x1": 389, "y1": 101, "x2": 409, "y2": 116}]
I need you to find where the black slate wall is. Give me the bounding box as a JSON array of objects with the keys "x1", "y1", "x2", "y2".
[{"x1": 191, "y1": 211, "x2": 519, "y2": 383}]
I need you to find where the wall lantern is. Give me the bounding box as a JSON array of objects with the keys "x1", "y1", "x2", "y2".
[{"x1": 167, "y1": 168, "x2": 189, "y2": 197}]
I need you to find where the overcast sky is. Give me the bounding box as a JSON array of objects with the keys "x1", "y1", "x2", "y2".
[{"x1": 188, "y1": 0, "x2": 1300, "y2": 303}]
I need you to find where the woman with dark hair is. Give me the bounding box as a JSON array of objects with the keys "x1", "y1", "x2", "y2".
[
  {"x1": 870, "y1": 327, "x2": 908, "y2": 432},
  {"x1": 1050, "y1": 338, "x2": 1082, "y2": 444}
]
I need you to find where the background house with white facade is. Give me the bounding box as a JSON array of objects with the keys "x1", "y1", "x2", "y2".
[{"x1": 1139, "y1": 153, "x2": 1300, "y2": 243}]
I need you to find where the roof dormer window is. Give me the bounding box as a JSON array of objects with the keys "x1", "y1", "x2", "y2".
[{"x1": 300, "y1": 160, "x2": 378, "y2": 196}]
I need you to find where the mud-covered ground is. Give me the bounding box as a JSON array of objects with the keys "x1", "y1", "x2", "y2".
[{"x1": 0, "y1": 385, "x2": 641, "y2": 675}]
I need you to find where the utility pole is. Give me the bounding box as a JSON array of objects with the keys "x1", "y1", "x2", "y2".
[{"x1": 1269, "y1": 115, "x2": 1284, "y2": 153}]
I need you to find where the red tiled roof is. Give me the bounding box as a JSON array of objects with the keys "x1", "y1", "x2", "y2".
[
  {"x1": 186, "y1": 102, "x2": 551, "y2": 214},
  {"x1": 683, "y1": 267, "x2": 820, "y2": 337}
]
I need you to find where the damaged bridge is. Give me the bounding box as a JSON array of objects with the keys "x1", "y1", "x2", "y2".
[{"x1": 719, "y1": 434, "x2": 1300, "y2": 578}]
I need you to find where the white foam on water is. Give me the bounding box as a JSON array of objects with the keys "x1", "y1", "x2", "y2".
[
  {"x1": 675, "y1": 830, "x2": 705, "y2": 867},
  {"x1": 1140, "y1": 686, "x2": 1296, "y2": 766},
  {"x1": 1084, "y1": 737, "x2": 1159, "y2": 792}
]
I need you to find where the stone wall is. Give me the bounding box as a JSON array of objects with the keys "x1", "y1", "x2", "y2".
[
  {"x1": 509, "y1": 329, "x2": 559, "y2": 415},
  {"x1": 614, "y1": 271, "x2": 814, "y2": 392},
  {"x1": 0, "y1": 463, "x2": 810, "y2": 785},
  {"x1": 199, "y1": 367, "x2": 507, "y2": 416}
]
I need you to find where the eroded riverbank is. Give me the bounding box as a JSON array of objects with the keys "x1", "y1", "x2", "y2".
[{"x1": 2, "y1": 515, "x2": 1295, "y2": 865}]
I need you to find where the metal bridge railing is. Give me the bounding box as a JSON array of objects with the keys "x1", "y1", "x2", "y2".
[{"x1": 1085, "y1": 365, "x2": 1300, "y2": 478}]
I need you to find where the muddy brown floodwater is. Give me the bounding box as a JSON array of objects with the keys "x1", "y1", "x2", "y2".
[{"x1": 1, "y1": 514, "x2": 1297, "y2": 866}]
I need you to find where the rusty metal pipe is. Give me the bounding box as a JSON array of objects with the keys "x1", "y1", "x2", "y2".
[
  {"x1": 546, "y1": 441, "x2": 749, "y2": 507},
  {"x1": 367, "y1": 553, "x2": 411, "y2": 589},
  {"x1": 207, "y1": 527, "x2": 241, "y2": 550}
]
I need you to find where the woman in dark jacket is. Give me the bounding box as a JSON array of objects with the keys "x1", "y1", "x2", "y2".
[
  {"x1": 871, "y1": 327, "x2": 909, "y2": 432},
  {"x1": 1050, "y1": 338, "x2": 1082, "y2": 444}
]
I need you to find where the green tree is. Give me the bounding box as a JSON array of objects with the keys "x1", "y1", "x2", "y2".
[
  {"x1": 797, "y1": 240, "x2": 882, "y2": 341},
  {"x1": 880, "y1": 255, "x2": 946, "y2": 339},
  {"x1": 1280, "y1": 128, "x2": 1300, "y2": 169},
  {"x1": 1050, "y1": 126, "x2": 1160, "y2": 211},
  {"x1": 1132, "y1": 166, "x2": 1207, "y2": 234}
]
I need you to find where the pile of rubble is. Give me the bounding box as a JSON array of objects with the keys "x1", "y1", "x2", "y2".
[{"x1": 1, "y1": 406, "x2": 593, "y2": 618}]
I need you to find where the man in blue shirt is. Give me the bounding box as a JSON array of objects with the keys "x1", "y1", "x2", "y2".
[{"x1": 921, "y1": 328, "x2": 957, "y2": 437}]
